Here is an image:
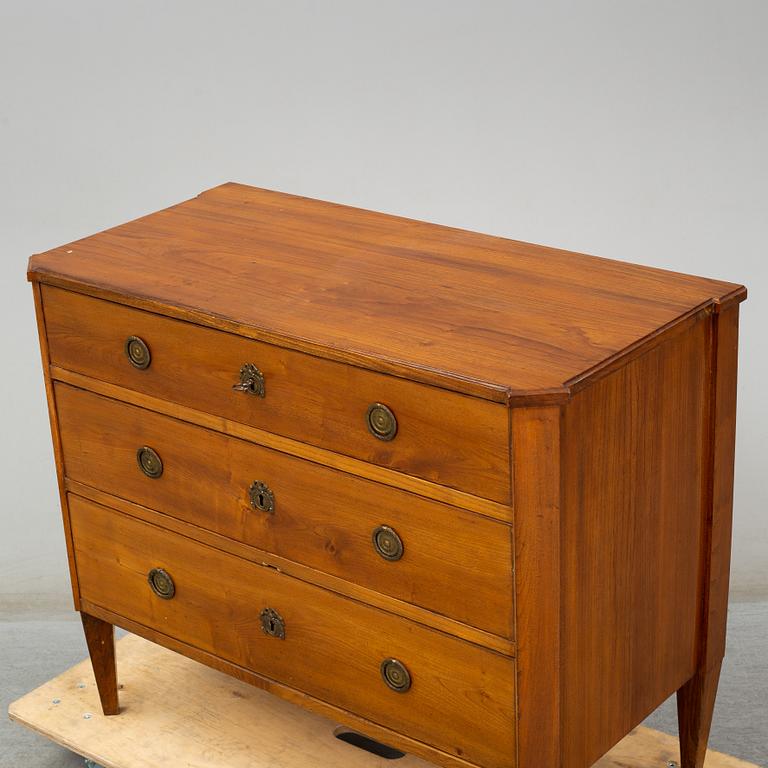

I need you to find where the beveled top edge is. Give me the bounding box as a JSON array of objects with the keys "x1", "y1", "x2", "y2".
[
  {"x1": 29, "y1": 270, "x2": 729, "y2": 408},
  {"x1": 27, "y1": 183, "x2": 747, "y2": 405},
  {"x1": 27, "y1": 271, "x2": 519, "y2": 404}
]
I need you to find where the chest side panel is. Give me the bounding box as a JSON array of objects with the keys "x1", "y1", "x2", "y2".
[{"x1": 560, "y1": 316, "x2": 711, "y2": 768}]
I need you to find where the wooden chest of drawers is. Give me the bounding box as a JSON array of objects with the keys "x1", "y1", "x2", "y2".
[{"x1": 28, "y1": 184, "x2": 745, "y2": 768}]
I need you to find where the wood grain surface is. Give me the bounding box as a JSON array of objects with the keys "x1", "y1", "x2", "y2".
[
  {"x1": 9, "y1": 634, "x2": 758, "y2": 768},
  {"x1": 31, "y1": 283, "x2": 81, "y2": 609},
  {"x1": 65, "y1": 480, "x2": 516, "y2": 657},
  {"x1": 560, "y1": 317, "x2": 710, "y2": 768},
  {"x1": 700, "y1": 305, "x2": 741, "y2": 671},
  {"x1": 42, "y1": 285, "x2": 511, "y2": 502},
  {"x1": 55, "y1": 383, "x2": 514, "y2": 638},
  {"x1": 678, "y1": 661, "x2": 725, "y2": 768},
  {"x1": 50, "y1": 366, "x2": 512, "y2": 522},
  {"x1": 27, "y1": 183, "x2": 745, "y2": 402},
  {"x1": 27, "y1": 184, "x2": 747, "y2": 768},
  {"x1": 511, "y1": 406, "x2": 562, "y2": 768},
  {"x1": 677, "y1": 304, "x2": 741, "y2": 768},
  {"x1": 80, "y1": 613, "x2": 119, "y2": 715},
  {"x1": 68, "y1": 495, "x2": 517, "y2": 768}
]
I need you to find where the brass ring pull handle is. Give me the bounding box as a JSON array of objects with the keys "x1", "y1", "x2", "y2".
[
  {"x1": 125, "y1": 336, "x2": 151, "y2": 369},
  {"x1": 249, "y1": 481, "x2": 275, "y2": 514},
  {"x1": 260, "y1": 607, "x2": 286, "y2": 639},
  {"x1": 137, "y1": 446, "x2": 163, "y2": 478},
  {"x1": 380, "y1": 658, "x2": 411, "y2": 692},
  {"x1": 366, "y1": 403, "x2": 397, "y2": 441},
  {"x1": 233, "y1": 363, "x2": 265, "y2": 397},
  {"x1": 147, "y1": 568, "x2": 175, "y2": 599},
  {"x1": 372, "y1": 525, "x2": 404, "y2": 561}
]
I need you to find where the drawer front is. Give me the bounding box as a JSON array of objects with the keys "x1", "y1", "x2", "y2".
[
  {"x1": 55, "y1": 384, "x2": 514, "y2": 638},
  {"x1": 43, "y1": 286, "x2": 510, "y2": 503},
  {"x1": 69, "y1": 496, "x2": 516, "y2": 768}
]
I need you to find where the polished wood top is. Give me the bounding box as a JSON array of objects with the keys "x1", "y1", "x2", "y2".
[{"x1": 28, "y1": 183, "x2": 745, "y2": 402}]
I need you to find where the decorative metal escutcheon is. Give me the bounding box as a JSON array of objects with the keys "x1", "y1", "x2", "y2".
[
  {"x1": 249, "y1": 480, "x2": 275, "y2": 514},
  {"x1": 136, "y1": 446, "x2": 163, "y2": 478},
  {"x1": 233, "y1": 362, "x2": 265, "y2": 397},
  {"x1": 380, "y1": 658, "x2": 411, "y2": 692},
  {"x1": 366, "y1": 403, "x2": 397, "y2": 441},
  {"x1": 124, "y1": 335, "x2": 151, "y2": 369},
  {"x1": 260, "y1": 607, "x2": 286, "y2": 639},
  {"x1": 372, "y1": 525, "x2": 404, "y2": 561},
  {"x1": 147, "y1": 567, "x2": 175, "y2": 599}
]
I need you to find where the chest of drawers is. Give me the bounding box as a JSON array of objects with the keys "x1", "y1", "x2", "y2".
[{"x1": 28, "y1": 183, "x2": 745, "y2": 768}]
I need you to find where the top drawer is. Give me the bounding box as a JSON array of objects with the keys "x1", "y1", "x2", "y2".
[{"x1": 41, "y1": 286, "x2": 511, "y2": 503}]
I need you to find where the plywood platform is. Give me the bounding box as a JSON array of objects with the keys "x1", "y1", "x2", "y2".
[{"x1": 8, "y1": 634, "x2": 757, "y2": 768}]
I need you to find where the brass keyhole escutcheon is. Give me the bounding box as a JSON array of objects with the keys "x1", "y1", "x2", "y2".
[
  {"x1": 260, "y1": 607, "x2": 286, "y2": 639},
  {"x1": 147, "y1": 567, "x2": 175, "y2": 600},
  {"x1": 380, "y1": 658, "x2": 411, "y2": 692},
  {"x1": 248, "y1": 481, "x2": 275, "y2": 514},
  {"x1": 124, "y1": 336, "x2": 151, "y2": 369},
  {"x1": 233, "y1": 363, "x2": 266, "y2": 397},
  {"x1": 136, "y1": 446, "x2": 163, "y2": 478},
  {"x1": 372, "y1": 525, "x2": 404, "y2": 561},
  {"x1": 366, "y1": 403, "x2": 397, "y2": 441}
]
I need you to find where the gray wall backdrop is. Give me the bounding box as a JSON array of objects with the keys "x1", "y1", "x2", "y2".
[{"x1": 1, "y1": 1, "x2": 766, "y2": 611}]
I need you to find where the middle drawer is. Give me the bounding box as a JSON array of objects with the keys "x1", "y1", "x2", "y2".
[{"x1": 55, "y1": 383, "x2": 514, "y2": 638}]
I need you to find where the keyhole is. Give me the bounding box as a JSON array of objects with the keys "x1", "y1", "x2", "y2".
[
  {"x1": 260, "y1": 607, "x2": 285, "y2": 638},
  {"x1": 248, "y1": 481, "x2": 274, "y2": 514}
]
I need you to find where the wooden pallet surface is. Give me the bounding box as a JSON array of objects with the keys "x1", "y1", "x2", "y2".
[{"x1": 8, "y1": 634, "x2": 759, "y2": 768}]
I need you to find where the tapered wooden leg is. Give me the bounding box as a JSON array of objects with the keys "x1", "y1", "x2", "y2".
[
  {"x1": 81, "y1": 612, "x2": 120, "y2": 715},
  {"x1": 677, "y1": 660, "x2": 722, "y2": 768},
  {"x1": 676, "y1": 307, "x2": 739, "y2": 768}
]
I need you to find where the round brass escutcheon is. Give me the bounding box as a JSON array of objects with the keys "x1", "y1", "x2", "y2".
[
  {"x1": 136, "y1": 446, "x2": 163, "y2": 479},
  {"x1": 249, "y1": 481, "x2": 275, "y2": 514},
  {"x1": 147, "y1": 567, "x2": 175, "y2": 599},
  {"x1": 260, "y1": 607, "x2": 286, "y2": 639},
  {"x1": 124, "y1": 336, "x2": 151, "y2": 370},
  {"x1": 372, "y1": 525, "x2": 404, "y2": 561},
  {"x1": 366, "y1": 403, "x2": 397, "y2": 441},
  {"x1": 380, "y1": 658, "x2": 411, "y2": 692}
]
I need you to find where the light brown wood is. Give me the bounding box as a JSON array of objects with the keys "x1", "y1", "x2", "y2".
[
  {"x1": 68, "y1": 495, "x2": 517, "y2": 768},
  {"x1": 80, "y1": 612, "x2": 119, "y2": 715},
  {"x1": 28, "y1": 183, "x2": 747, "y2": 768},
  {"x1": 55, "y1": 382, "x2": 514, "y2": 638},
  {"x1": 676, "y1": 304, "x2": 741, "y2": 768},
  {"x1": 64, "y1": 479, "x2": 516, "y2": 657},
  {"x1": 511, "y1": 406, "x2": 562, "y2": 768},
  {"x1": 31, "y1": 283, "x2": 80, "y2": 609},
  {"x1": 27, "y1": 183, "x2": 744, "y2": 403},
  {"x1": 42, "y1": 284, "x2": 511, "y2": 503},
  {"x1": 9, "y1": 634, "x2": 757, "y2": 768},
  {"x1": 597, "y1": 726, "x2": 758, "y2": 768},
  {"x1": 50, "y1": 365, "x2": 512, "y2": 522},
  {"x1": 702, "y1": 305, "x2": 740, "y2": 671},
  {"x1": 10, "y1": 632, "x2": 443, "y2": 768},
  {"x1": 560, "y1": 318, "x2": 710, "y2": 768},
  {"x1": 678, "y1": 661, "x2": 724, "y2": 768},
  {"x1": 80, "y1": 601, "x2": 481, "y2": 768}
]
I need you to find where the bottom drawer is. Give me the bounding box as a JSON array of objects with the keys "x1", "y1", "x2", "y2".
[{"x1": 69, "y1": 495, "x2": 516, "y2": 768}]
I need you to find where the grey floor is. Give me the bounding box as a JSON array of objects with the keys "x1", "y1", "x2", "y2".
[{"x1": 1, "y1": 602, "x2": 766, "y2": 767}]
